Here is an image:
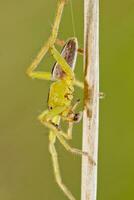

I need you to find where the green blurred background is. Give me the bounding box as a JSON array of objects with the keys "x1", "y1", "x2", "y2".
[{"x1": 0, "y1": 0, "x2": 133, "y2": 200}]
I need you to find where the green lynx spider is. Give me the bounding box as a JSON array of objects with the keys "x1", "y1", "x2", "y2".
[{"x1": 26, "y1": 1, "x2": 95, "y2": 200}]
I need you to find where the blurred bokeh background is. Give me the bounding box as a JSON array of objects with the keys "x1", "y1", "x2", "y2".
[{"x1": 0, "y1": 0, "x2": 133, "y2": 200}]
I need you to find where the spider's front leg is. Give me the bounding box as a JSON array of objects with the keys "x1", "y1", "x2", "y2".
[
  {"x1": 26, "y1": 0, "x2": 67, "y2": 80},
  {"x1": 61, "y1": 99, "x2": 82, "y2": 140},
  {"x1": 55, "y1": 37, "x2": 84, "y2": 89}
]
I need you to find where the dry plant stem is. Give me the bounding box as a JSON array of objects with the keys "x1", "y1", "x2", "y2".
[{"x1": 81, "y1": 0, "x2": 99, "y2": 200}]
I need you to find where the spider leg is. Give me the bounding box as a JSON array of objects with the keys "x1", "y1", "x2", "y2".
[
  {"x1": 39, "y1": 107, "x2": 76, "y2": 200},
  {"x1": 54, "y1": 37, "x2": 84, "y2": 88},
  {"x1": 39, "y1": 106, "x2": 76, "y2": 200},
  {"x1": 49, "y1": 139, "x2": 76, "y2": 200},
  {"x1": 74, "y1": 79, "x2": 84, "y2": 89},
  {"x1": 38, "y1": 106, "x2": 65, "y2": 122},
  {"x1": 26, "y1": 0, "x2": 67, "y2": 79},
  {"x1": 51, "y1": 45, "x2": 84, "y2": 90},
  {"x1": 26, "y1": 0, "x2": 84, "y2": 89},
  {"x1": 38, "y1": 107, "x2": 73, "y2": 140},
  {"x1": 66, "y1": 122, "x2": 73, "y2": 140},
  {"x1": 62, "y1": 100, "x2": 82, "y2": 140},
  {"x1": 38, "y1": 108, "x2": 95, "y2": 165},
  {"x1": 50, "y1": 43, "x2": 84, "y2": 89},
  {"x1": 50, "y1": 46, "x2": 74, "y2": 79},
  {"x1": 55, "y1": 127, "x2": 95, "y2": 165}
]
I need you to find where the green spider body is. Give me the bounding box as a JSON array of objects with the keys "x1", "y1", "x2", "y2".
[{"x1": 48, "y1": 38, "x2": 77, "y2": 121}]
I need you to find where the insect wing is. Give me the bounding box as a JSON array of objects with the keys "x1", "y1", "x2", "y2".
[{"x1": 52, "y1": 38, "x2": 78, "y2": 79}]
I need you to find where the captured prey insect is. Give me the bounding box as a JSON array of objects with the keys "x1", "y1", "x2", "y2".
[{"x1": 26, "y1": 1, "x2": 95, "y2": 200}]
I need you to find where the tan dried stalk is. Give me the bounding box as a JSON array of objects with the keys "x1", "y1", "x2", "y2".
[{"x1": 81, "y1": 0, "x2": 99, "y2": 200}]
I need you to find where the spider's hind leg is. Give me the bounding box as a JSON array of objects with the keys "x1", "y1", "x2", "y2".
[
  {"x1": 39, "y1": 107, "x2": 76, "y2": 200},
  {"x1": 49, "y1": 139, "x2": 76, "y2": 200}
]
